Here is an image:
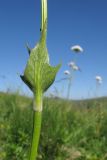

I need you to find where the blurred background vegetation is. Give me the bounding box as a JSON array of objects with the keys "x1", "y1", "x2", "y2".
[{"x1": 0, "y1": 91, "x2": 107, "y2": 160}]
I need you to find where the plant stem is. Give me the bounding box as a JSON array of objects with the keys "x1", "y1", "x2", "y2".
[
  {"x1": 29, "y1": 1, "x2": 47, "y2": 159},
  {"x1": 41, "y1": 0, "x2": 47, "y2": 30},
  {"x1": 67, "y1": 78, "x2": 72, "y2": 99},
  {"x1": 29, "y1": 92, "x2": 42, "y2": 160}
]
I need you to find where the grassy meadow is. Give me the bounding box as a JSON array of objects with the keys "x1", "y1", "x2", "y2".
[{"x1": 0, "y1": 91, "x2": 107, "y2": 160}]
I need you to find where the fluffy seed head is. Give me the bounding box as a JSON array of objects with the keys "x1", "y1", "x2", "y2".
[
  {"x1": 64, "y1": 70, "x2": 70, "y2": 75},
  {"x1": 72, "y1": 65, "x2": 80, "y2": 71},
  {"x1": 68, "y1": 61, "x2": 75, "y2": 67},
  {"x1": 68, "y1": 61, "x2": 81, "y2": 71},
  {"x1": 95, "y1": 75, "x2": 102, "y2": 84},
  {"x1": 71, "y1": 45, "x2": 83, "y2": 53}
]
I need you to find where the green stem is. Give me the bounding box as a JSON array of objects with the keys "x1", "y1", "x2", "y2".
[
  {"x1": 41, "y1": 0, "x2": 47, "y2": 30},
  {"x1": 29, "y1": 0, "x2": 47, "y2": 159},
  {"x1": 29, "y1": 93, "x2": 42, "y2": 160}
]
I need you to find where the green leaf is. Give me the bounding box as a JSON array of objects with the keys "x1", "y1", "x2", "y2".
[
  {"x1": 21, "y1": 21, "x2": 61, "y2": 94},
  {"x1": 41, "y1": 63, "x2": 61, "y2": 92}
]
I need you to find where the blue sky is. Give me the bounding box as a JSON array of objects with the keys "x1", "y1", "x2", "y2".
[{"x1": 0, "y1": 0, "x2": 107, "y2": 99}]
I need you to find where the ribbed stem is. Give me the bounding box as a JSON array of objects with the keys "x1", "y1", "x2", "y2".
[
  {"x1": 41, "y1": 0, "x2": 47, "y2": 30},
  {"x1": 29, "y1": 93, "x2": 42, "y2": 160}
]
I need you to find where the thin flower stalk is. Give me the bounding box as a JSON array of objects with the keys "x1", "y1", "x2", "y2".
[{"x1": 95, "y1": 75, "x2": 102, "y2": 97}]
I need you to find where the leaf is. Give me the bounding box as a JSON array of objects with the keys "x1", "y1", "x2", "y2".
[
  {"x1": 21, "y1": 21, "x2": 61, "y2": 94},
  {"x1": 41, "y1": 63, "x2": 61, "y2": 92}
]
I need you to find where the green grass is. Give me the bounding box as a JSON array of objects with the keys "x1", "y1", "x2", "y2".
[{"x1": 0, "y1": 92, "x2": 107, "y2": 160}]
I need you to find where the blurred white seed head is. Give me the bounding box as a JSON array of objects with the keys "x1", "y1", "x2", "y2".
[
  {"x1": 68, "y1": 61, "x2": 81, "y2": 71},
  {"x1": 68, "y1": 61, "x2": 75, "y2": 67},
  {"x1": 72, "y1": 65, "x2": 80, "y2": 71},
  {"x1": 64, "y1": 70, "x2": 70, "y2": 75},
  {"x1": 95, "y1": 75, "x2": 102, "y2": 84},
  {"x1": 71, "y1": 45, "x2": 83, "y2": 53}
]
